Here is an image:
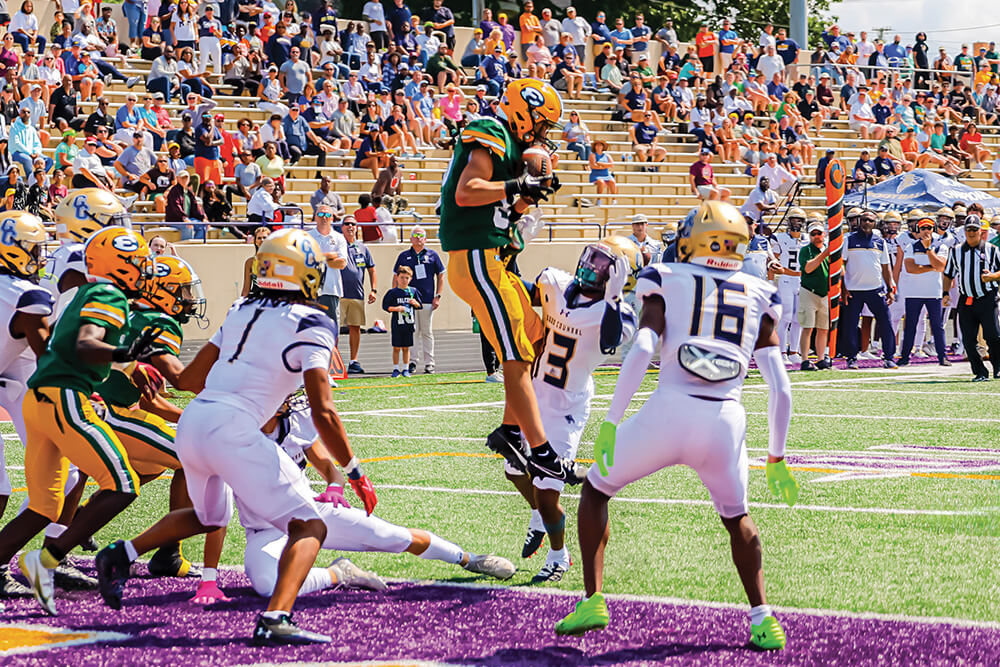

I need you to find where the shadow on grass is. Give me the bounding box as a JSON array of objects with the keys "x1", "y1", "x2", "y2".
[{"x1": 459, "y1": 640, "x2": 735, "y2": 666}]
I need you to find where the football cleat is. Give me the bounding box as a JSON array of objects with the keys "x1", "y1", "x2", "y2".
[
  {"x1": 526, "y1": 451, "x2": 588, "y2": 485},
  {"x1": 253, "y1": 612, "x2": 332, "y2": 646},
  {"x1": 79, "y1": 536, "x2": 100, "y2": 552},
  {"x1": 18, "y1": 550, "x2": 57, "y2": 616},
  {"x1": 750, "y1": 615, "x2": 787, "y2": 650},
  {"x1": 463, "y1": 554, "x2": 516, "y2": 580},
  {"x1": 53, "y1": 561, "x2": 98, "y2": 590},
  {"x1": 95, "y1": 541, "x2": 133, "y2": 610},
  {"x1": 485, "y1": 426, "x2": 529, "y2": 473},
  {"x1": 329, "y1": 557, "x2": 387, "y2": 592},
  {"x1": 555, "y1": 592, "x2": 610, "y2": 635},
  {"x1": 148, "y1": 543, "x2": 202, "y2": 578},
  {"x1": 532, "y1": 559, "x2": 569, "y2": 583},
  {"x1": 521, "y1": 528, "x2": 546, "y2": 558},
  {"x1": 0, "y1": 565, "x2": 31, "y2": 597}
]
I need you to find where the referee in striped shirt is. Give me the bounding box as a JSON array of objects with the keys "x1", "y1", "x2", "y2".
[{"x1": 943, "y1": 215, "x2": 1000, "y2": 381}]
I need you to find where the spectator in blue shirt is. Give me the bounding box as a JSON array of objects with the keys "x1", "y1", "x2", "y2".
[
  {"x1": 386, "y1": 0, "x2": 411, "y2": 44},
  {"x1": 476, "y1": 46, "x2": 506, "y2": 97},
  {"x1": 775, "y1": 28, "x2": 800, "y2": 78},
  {"x1": 820, "y1": 24, "x2": 850, "y2": 53},
  {"x1": 591, "y1": 11, "x2": 612, "y2": 56},
  {"x1": 872, "y1": 95, "x2": 893, "y2": 125},
  {"x1": 393, "y1": 227, "x2": 445, "y2": 374},
  {"x1": 282, "y1": 104, "x2": 327, "y2": 167},
  {"x1": 421, "y1": 0, "x2": 455, "y2": 50},
  {"x1": 630, "y1": 13, "x2": 650, "y2": 53},
  {"x1": 852, "y1": 149, "x2": 876, "y2": 190},
  {"x1": 874, "y1": 145, "x2": 897, "y2": 179},
  {"x1": 609, "y1": 17, "x2": 633, "y2": 50},
  {"x1": 718, "y1": 18, "x2": 739, "y2": 71},
  {"x1": 884, "y1": 34, "x2": 907, "y2": 67},
  {"x1": 767, "y1": 75, "x2": 788, "y2": 100}
]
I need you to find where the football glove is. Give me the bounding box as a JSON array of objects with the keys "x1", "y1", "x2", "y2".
[
  {"x1": 315, "y1": 483, "x2": 351, "y2": 508},
  {"x1": 191, "y1": 580, "x2": 231, "y2": 605},
  {"x1": 131, "y1": 362, "x2": 165, "y2": 402},
  {"x1": 766, "y1": 459, "x2": 799, "y2": 507},
  {"x1": 504, "y1": 173, "x2": 554, "y2": 203},
  {"x1": 594, "y1": 420, "x2": 617, "y2": 477},
  {"x1": 112, "y1": 326, "x2": 164, "y2": 363},
  {"x1": 510, "y1": 212, "x2": 545, "y2": 251},
  {"x1": 604, "y1": 255, "x2": 628, "y2": 306},
  {"x1": 347, "y1": 465, "x2": 378, "y2": 515}
]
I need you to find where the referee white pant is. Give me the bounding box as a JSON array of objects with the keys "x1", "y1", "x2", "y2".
[
  {"x1": 243, "y1": 503, "x2": 413, "y2": 597},
  {"x1": 413, "y1": 306, "x2": 435, "y2": 369},
  {"x1": 198, "y1": 36, "x2": 223, "y2": 76}
]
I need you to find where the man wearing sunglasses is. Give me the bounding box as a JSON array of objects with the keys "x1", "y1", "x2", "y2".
[
  {"x1": 897, "y1": 218, "x2": 951, "y2": 366},
  {"x1": 308, "y1": 205, "x2": 349, "y2": 337}
]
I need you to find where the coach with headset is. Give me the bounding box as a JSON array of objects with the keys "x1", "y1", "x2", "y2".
[{"x1": 943, "y1": 214, "x2": 1000, "y2": 381}]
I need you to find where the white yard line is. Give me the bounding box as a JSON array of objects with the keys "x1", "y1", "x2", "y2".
[
  {"x1": 360, "y1": 482, "x2": 990, "y2": 517},
  {"x1": 748, "y1": 411, "x2": 1000, "y2": 423},
  {"x1": 745, "y1": 386, "x2": 1000, "y2": 397}
]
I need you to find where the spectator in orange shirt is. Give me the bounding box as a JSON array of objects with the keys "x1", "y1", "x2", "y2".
[
  {"x1": 519, "y1": 0, "x2": 542, "y2": 61},
  {"x1": 214, "y1": 113, "x2": 240, "y2": 179},
  {"x1": 695, "y1": 24, "x2": 717, "y2": 74}
]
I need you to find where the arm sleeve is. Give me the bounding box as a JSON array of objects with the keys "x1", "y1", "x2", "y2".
[
  {"x1": 752, "y1": 344, "x2": 792, "y2": 458},
  {"x1": 599, "y1": 300, "x2": 637, "y2": 355},
  {"x1": 605, "y1": 326, "x2": 657, "y2": 425}
]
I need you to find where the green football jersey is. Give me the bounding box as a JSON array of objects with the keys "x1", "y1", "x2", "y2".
[
  {"x1": 29, "y1": 282, "x2": 130, "y2": 394},
  {"x1": 97, "y1": 308, "x2": 183, "y2": 407},
  {"x1": 438, "y1": 117, "x2": 523, "y2": 252}
]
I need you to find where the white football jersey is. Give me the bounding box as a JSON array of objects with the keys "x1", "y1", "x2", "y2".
[
  {"x1": 532, "y1": 268, "x2": 637, "y2": 397},
  {"x1": 41, "y1": 242, "x2": 87, "y2": 320},
  {"x1": 773, "y1": 232, "x2": 806, "y2": 285},
  {"x1": 0, "y1": 273, "x2": 53, "y2": 381},
  {"x1": 635, "y1": 263, "x2": 781, "y2": 401},
  {"x1": 200, "y1": 298, "x2": 337, "y2": 428}
]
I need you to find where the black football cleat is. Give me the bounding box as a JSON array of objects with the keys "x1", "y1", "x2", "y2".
[
  {"x1": 79, "y1": 536, "x2": 100, "y2": 552},
  {"x1": 485, "y1": 426, "x2": 529, "y2": 473},
  {"x1": 526, "y1": 451, "x2": 588, "y2": 485},
  {"x1": 521, "y1": 528, "x2": 546, "y2": 559},
  {"x1": 252, "y1": 613, "x2": 332, "y2": 646},
  {"x1": 53, "y1": 561, "x2": 98, "y2": 590},
  {"x1": 95, "y1": 541, "x2": 133, "y2": 610},
  {"x1": 148, "y1": 543, "x2": 202, "y2": 578}
]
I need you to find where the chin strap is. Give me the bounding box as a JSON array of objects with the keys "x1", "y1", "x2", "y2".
[{"x1": 752, "y1": 345, "x2": 791, "y2": 458}]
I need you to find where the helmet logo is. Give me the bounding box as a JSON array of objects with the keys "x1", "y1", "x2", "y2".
[
  {"x1": 151, "y1": 260, "x2": 171, "y2": 277},
  {"x1": 301, "y1": 240, "x2": 319, "y2": 268},
  {"x1": 710, "y1": 241, "x2": 720, "y2": 251},
  {"x1": 0, "y1": 219, "x2": 16, "y2": 246},
  {"x1": 72, "y1": 195, "x2": 90, "y2": 220},
  {"x1": 111, "y1": 234, "x2": 139, "y2": 252},
  {"x1": 520, "y1": 86, "x2": 545, "y2": 108}
]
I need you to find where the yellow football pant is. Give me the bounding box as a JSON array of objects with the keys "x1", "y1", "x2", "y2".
[
  {"x1": 448, "y1": 248, "x2": 543, "y2": 363},
  {"x1": 23, "y1": 387, "x2": 140, "y2": 522},
  {"x1": 104, "y1": 404, "x2": 180, "y2": 477}
]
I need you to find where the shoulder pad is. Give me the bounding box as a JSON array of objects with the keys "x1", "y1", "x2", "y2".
[
  {"x1": 460, "y1": 117, "x2": 509, "y2": 158},
  {"x1": 15, "y1": 286, "x2": 54, "y2": 316},
  {"x1": 295, "y1": 308, "x2": 338, "y2": 337}
]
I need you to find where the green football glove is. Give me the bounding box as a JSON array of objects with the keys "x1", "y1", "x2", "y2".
[
  {"x1": 594, "y1": 421, "x2": 617, "y2": 477},
  {"x1": 766, "y1": 459, "x2": 799, "y2": 507}
]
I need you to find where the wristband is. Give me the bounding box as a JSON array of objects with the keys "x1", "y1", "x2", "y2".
[
  {"x1": 344, "y1": 456, "x2": 362, "y2": 479},
  {"x1": 111, "y1": 346, "x2": 131, "y2": 363},
  {"x1": 503, "y1": 179, "x2": 520, "y2": 200}
]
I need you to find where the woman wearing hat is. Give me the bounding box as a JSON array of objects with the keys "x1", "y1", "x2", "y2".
[
  {"x1": 462, "y1": 27, "x2": 485, "y2": 68},
  {"x1": 587, "y1": 138, "x2": 616, "y2": 206},
  {"x1": 54, "y1": 129, "x2": 78, "y2": 175}
]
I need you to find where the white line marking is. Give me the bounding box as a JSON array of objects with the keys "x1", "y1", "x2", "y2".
[
  {"x1": 364, "y1": 483, "x2": 990, "y2": 517},
  {"x1": 747, "y1": 412, "x2": 1000, "y2": 423},
  {"x1": 745, "y1": 386, "x2": 1000, "y2": 397}
]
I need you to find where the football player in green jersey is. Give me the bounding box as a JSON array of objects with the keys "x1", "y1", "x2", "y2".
[{"x1": 439, "y1": 78, "x2": 585, "y2": 485}]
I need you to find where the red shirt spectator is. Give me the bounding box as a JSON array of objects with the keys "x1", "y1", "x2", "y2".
[{"x1": 354, "y1": 200, "x2": 381, "y2": 242}]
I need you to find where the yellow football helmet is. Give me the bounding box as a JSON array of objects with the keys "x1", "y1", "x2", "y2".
[
  {"x1": 0, "y1": 211, "x2": 47, "y2": 279},
  {"x1": 846, "y1": 207, "x2": 864, "y2": 220},
  {"x1": 677, "y1": 201, "x2": 749, "y2": 271},
  {"x1": 142, "y1": 256, "x2": 206, "y2": 324},
  {"x1": 808, "y1": 211, "x2": 825, "y2": 224},
  {"x1": 787, "y1": 207, "x2": 807, "y2": 231},
  {"x1": 601, "y1": 235, "x2": 643, "y2": 291},
  {"x1": 497, "y1": 78, "x2": 563, "y2": 146},
  {"x1": 660, "y1": 221, "x2": 678, "y2": 243},
  {"x1": 255, "y1": 228, "x2": 325, "y2": 300},
  {"x1": 85, "y1": 227, "x2": 153, "y2": 298},
  {"x1": 881, "y1": 210, "x2": 902, "y2": 224},
  {"x1": 953, "y1": 204, "x2": 968, "y2": 219},
  {"x1": 54, "y1": 188, "x2": 131, "y2": 243},
  {"x1": 906, "y1": 208, "x2": 925, "y2": 221},
  {"x1": 937, "y1": 206, "x2": 955, "y2": 220}
]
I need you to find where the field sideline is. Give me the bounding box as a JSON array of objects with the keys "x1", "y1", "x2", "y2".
[{"x1": 1, "y1": 363, "x2": 998, "y2": 665}]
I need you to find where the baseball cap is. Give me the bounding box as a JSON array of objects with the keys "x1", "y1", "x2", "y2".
[
  {"x1": 476, "y1": 84, "x2": 486, "y2": 92},
  {"x1": 153, "y1": 92, "x2": 165, "y2": 100},
  {"x1": 181, "y1": 110, "x2": 193, "y2": 121},
  {"x1": 965, "y1": 214, "x2": 985, "y2": 230},
  {"x1": 807, "y1": 221, "x2": 825, "y2": 234},
  {"x1": 631, "y1": 214, "x2": 649, "y2": 224},
  {"x1": 86, "y1": 138, "x2": 98, "y2": 146}
]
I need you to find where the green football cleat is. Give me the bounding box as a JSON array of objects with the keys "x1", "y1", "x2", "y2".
[
  {"x1": 555, "y1": 592, "x2": 609, "y2": 636},
  {"x1": 750, "y1": 615, "x2": 787, "y2": 650}
]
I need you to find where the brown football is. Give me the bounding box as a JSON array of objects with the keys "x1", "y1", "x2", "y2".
[{"x1": 523, "y1": 146, "x2": 553, "y2": 186}]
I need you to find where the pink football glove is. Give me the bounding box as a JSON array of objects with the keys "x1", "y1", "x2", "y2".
[
  {"x1": 349, "y1": 475, "x2": 378, "y2": 515},
  {"x1": 314, "y1": 483, "x2": 351, "y2": 508},
  {"x1": 191, "y1": 580, "x2": 231, "y2": 605}
]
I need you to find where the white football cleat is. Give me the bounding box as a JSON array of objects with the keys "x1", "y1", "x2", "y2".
[
  {"x1": 464, "y1": 554, "x2": 516, "y2": 580},
  {"x1": 329, "y1": 557, "x2": 386, "y2": 592},
  {"x1": 18, "y1": 550, "x2": 56, "y2": 616},
  {"x1": 787, "y1": 353, "x2": 802, "y2": 365}
]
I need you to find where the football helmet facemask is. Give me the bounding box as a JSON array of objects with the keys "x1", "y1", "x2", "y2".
[
  {"x1": 54, "y1": 188, "x2": 132, "y2": 243},
  {"x1": 141, "y1": 256, "x2": 207, "y2": 324},
  {"x1": 786, "y1": 207, "x2": 806, "y2": 232}
]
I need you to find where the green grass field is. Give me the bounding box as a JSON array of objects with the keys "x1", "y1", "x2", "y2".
[{"x1": 3, "y1": 365, "x2": 999, "y2": 624}]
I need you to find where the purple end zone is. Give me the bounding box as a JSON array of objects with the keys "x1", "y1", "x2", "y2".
[{"x1": 2, "y1": 562, "x2": 999, "y2": 666}]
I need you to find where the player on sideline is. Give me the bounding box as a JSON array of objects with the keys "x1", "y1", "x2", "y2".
[
  {"x1": 0, "y1": 212, "x2": 53, "y2": 598},
  {"x1": 554, "y1": 202, "x2": 800, "y2": 650},
  {"x1": 772, "y1": 208, "x2": 807, "y2": 365},
  {"x1": 95, "y1": 229, "x2": 375, "y2": 646},
  {"x1": 508, "y1": 239, "x2": 636, "y2": 581},
  {"x1": 437, "y1": 78, "x2": 584, "y2": 485},
  {"x1": 93, "y1": 255, "x2": 225, "y2": 589},
  {"x1": 0, "y1": 227, "x2": 162, "y2": 616},
  {"x1": 227, "y1": 390, "x2": 515, "y2": 599}
]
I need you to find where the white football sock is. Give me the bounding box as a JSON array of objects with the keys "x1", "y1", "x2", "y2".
[
  {"x1": 547, "y1": 546, "x2": 569, "y2": 565},
  {"x1": 418, "y1": 533, "x2": 464, "y2": 564},
  {"x1": 750, "y1": 604, "x2": 773, "y2": 626},
  {"x1": 529, "y1": 509, "x2": 544, "y2": 532},
  {"x1": 123, "y1": 540, "x2": 138, "y2": 562},
  {"x1": 201, "y1": 567, "x2": 217, "y2": 582},
  {"x1": 44, "y1": 523, "x2": 67, "y2": 539},
  {"x1": 262, "y1": 610, "x2": 289, "y2": 621},
  {"x1": 300, "y1": 567, "x2": 333, "y2": 595}
]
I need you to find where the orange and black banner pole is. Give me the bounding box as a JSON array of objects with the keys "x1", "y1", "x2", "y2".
[{"x1": 825, "y1": 160, "x2": 846, "y2": 358}]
